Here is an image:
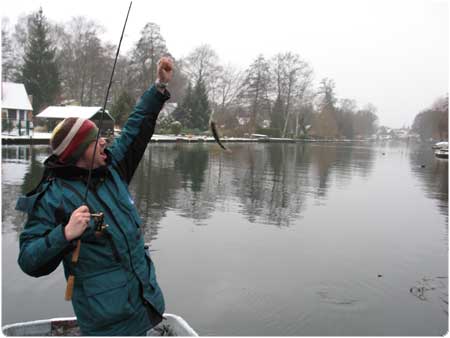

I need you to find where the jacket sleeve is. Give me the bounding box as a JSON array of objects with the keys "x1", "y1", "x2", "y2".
[
  {"x1": 108, "y1": 85, "x2": 171, "y2": 184},
  {"x1": 18, "y1": 197, "x2": 72, "y2": 278}
]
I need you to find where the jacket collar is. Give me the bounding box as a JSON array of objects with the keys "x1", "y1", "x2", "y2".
[{"x1": 44, "y1": 149, "x2": 112, "y2": 180}]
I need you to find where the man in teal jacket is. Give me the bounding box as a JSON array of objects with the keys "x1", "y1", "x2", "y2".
[{"x1": 16, "y1": 57, "x2": 173, "y2": 336}]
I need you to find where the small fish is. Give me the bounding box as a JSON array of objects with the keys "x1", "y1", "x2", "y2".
[{"x1": 210, "y1": 121, "x2": 230, "y2": 152}]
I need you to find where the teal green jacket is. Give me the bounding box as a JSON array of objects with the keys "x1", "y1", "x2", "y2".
[{"x1": 16, "y1": 85, "x2": 170, "y2": 336}]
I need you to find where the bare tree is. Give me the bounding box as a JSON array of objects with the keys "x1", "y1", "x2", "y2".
[
  {"x1": 213, "y1": 63, "x2": 245, "y2": 122},
  {"x1": 283, "y1": 55, "x2": 313, "y2": 137},
  {"x1": 184, "y1": 44, "x2": 221, "y2": 96},
  {"x1": 270, "y1": 53, "x2": 287, "y2": 130},
  {"x1": 269, "y1": 52, "x2": 313, "y2": 137},
  {"x1": 240, "y1": 54, "x2": 272, "y2": 131},
  {"x1": 57, "y1": 17, "x2": 112, "y2": 105},
  {"x1": 294, "y1": 88, "x2": 315, "y2": 137},
  {"x1": 1, "y1": 18, "x2": 15, "y2": 81},
  {"x1": 4, "y1": 14, "x2": 35, "y2": 81},
  {"x1": 353, "y1": 103, "x2": 378, "y2": 137},
  {"x1": 336, "y1": 98, "x2": 357, "y2": 139}
]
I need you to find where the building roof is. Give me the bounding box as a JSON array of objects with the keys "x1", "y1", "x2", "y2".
[
  {"x1": 37, "y1": 106, "x2": 113, "y2": 121},
  {"x1": 1, "y1": 82, "x2": 33, "y2": 110}
]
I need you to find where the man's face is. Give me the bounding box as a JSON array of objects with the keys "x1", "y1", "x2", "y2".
[{"x1": 77, "y1": 137, "x2": 107, "y2": 169}]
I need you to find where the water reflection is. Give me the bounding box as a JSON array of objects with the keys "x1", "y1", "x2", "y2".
[
  {"x1": 174, "y1": 144, "x2": 209, "y2": 192},
  {"x1": 3, "y1": 143, "x2": 447, "y2": 236},
  {"x1": 409, "y1": 144, "x2": 448, "y2": 219},
  {"x1": 173, "y1": 144, "x2": 216, "y2": 223},
  {"x1": 130, "y1": 146, "x2": 180, "y2": 241},
  {"x1": 2, "y1": 145, "x2": 48, "y2": 235}
]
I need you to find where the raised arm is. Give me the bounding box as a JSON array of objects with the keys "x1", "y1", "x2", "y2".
[{"x1": 108, "y1": 57, "x2": 173, "y2": 184}]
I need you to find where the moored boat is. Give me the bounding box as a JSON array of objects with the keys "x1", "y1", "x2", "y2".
[
  {"x1": 432, "y1": 141, "x2": 448, "y2": 150},
  {"x1": 435, "y1": 148, "x2": 449, "y2": 159},
  {"x1": 2, "y1": 313, "x2": 198, "y2": 336}
]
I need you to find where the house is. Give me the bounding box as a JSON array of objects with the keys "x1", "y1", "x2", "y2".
[
  {"x1": 262, "y1": 119, "x2": 271, "y2": 128},
  {"x1": 392, "y1": 128, "x2": 410, "y2": 140},
  {"x1": 1, "y1": 82, "x2": 33, "y2": 135},
  {"x1": 37, "y1": 106, "x2": 115, "y2": 135},
  {"x1": 238, "y1": 116, "x2": 251, "y2": 126}
]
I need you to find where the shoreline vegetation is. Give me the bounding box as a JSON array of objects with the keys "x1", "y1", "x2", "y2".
[
  {"x1": 0, "y1": 132, "x2": 420, "y2": 146},
  {"x1": 2, "y1": 9, "x2": 447, "y2": 145}
]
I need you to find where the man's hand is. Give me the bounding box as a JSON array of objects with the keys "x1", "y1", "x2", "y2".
[
  {"x1": 64, "y1": 205, "x2": 90, "y2": 241},
  {"x1": 157, "y1": 56, "x2": 173, "y2": 84}
]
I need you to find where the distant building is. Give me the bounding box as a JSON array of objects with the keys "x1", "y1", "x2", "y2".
[
  {"x1": 376, "y1": 126, "x2": 418, "y2": 141},
  {"x1": 1, "y1": 82, "x2": 33, "y2": 136},
  {"x1": 392, "y1": 128, "x2": 410, "y2": 140},
  {"x1": 238, "y1": 116, "x2": 250, "y2": 126},
  {"x1": 262, "y1": 119, "x2": 271, "y2": 128},
  {"x1": 37, "y1": 106, "x2": 115, "y2": 135}
]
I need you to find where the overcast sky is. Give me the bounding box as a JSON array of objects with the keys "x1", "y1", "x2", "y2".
[{"x1": 2, "y1": 0, "x2": 448, "y2": 128}]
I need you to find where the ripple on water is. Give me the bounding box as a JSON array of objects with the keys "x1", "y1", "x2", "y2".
[
  {"x1": 314, "y1": 284, "x2": 367, "y2": 311},
  {"x1": 409, "y1": 276, "x2": 448, "y2": 315}
]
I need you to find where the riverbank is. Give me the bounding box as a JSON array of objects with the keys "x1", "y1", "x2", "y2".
[
  {"x1": 1, "y1": 132, "x2": 363, "y2": 145},
  {"x1": 1, "y1": 132, "x2": 52, "y2": 145}
]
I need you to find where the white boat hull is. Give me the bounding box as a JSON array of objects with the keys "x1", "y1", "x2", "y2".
[
  {"x1": 2, "y1": 313, "x2": 198, "y2": 336},
  {"x1": 435, "y1": 148, "x2": 449, "y2": 159}
]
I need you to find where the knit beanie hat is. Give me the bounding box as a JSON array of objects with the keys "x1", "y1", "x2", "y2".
[{"x1": 50, "y1": 117, "x2": 99, "y2": 163}]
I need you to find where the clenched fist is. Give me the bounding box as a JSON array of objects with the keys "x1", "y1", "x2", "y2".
[
  {"x1": 157, "y1": 56, "x2": 173, "y2": 84},
  {"x1": 64, "y1": 205, "x2": 90, "y2": 241}
]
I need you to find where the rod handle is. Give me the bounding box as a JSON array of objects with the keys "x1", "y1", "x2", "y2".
[
  {"x1": 72, "y1": 239, "x2": 81, "y2": 263},
  {"x1": 65, "y1": 239, "x2": 81, "y2": 300},
  {"x1": 65, "y1": 275, "x2": 75, "y2": 301}
]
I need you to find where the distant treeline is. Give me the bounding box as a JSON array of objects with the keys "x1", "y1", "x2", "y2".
[
  {"x1": 411, "y1": 96, "x2": 448, "y2": 141},
  {"x1": 1, "y1": 9, "x2": 447, "y2": 138}
]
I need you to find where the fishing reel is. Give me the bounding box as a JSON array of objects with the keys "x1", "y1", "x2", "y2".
[{"x1": 91, "y1": 212, "x2": 108, "y2": 238}]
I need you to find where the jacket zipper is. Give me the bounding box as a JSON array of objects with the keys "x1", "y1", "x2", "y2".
[{"x1": 90, "y1": 189, "x2": 137, "y2": 273}]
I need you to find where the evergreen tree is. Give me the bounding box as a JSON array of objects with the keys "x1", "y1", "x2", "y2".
[
  {"x1": 312, "y1": 78, "x2": 338, "y2": 138},
  {"x1": 173, "y1": 82, "x2": 194, "y2": 127},
  {"x1": 20, "y1": 8, "x2": 60, "y2": 114},
  {"x1": 110, "y1": 90, "x2": 135, "y2": 127},
  {"x1": 190, "y1": 79, "x2": 211, "y2": 130},
  {"x1": 271, "y1": 95, "x2": 285, "y2": 131}
]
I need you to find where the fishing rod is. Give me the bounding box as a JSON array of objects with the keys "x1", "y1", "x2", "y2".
[
  {"x1": 83, "y1": 1, "x2": 132, "y2": 202},
  {"x1": 65, "y1": 1, "x2": 132, "y2": 301}
]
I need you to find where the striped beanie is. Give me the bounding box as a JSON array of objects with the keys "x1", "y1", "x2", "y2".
[{"x1": 50, "y1": 117, "x2": 99, "y2": 163}]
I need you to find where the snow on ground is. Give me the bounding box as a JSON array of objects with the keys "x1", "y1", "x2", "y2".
[{"x1": 2, "y1": 132, "x2": 52, "y2": 139}]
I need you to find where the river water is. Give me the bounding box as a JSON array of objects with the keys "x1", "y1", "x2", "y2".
[{"x1": 1, "y1": 142, "x2": 448, "y2": 335}]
